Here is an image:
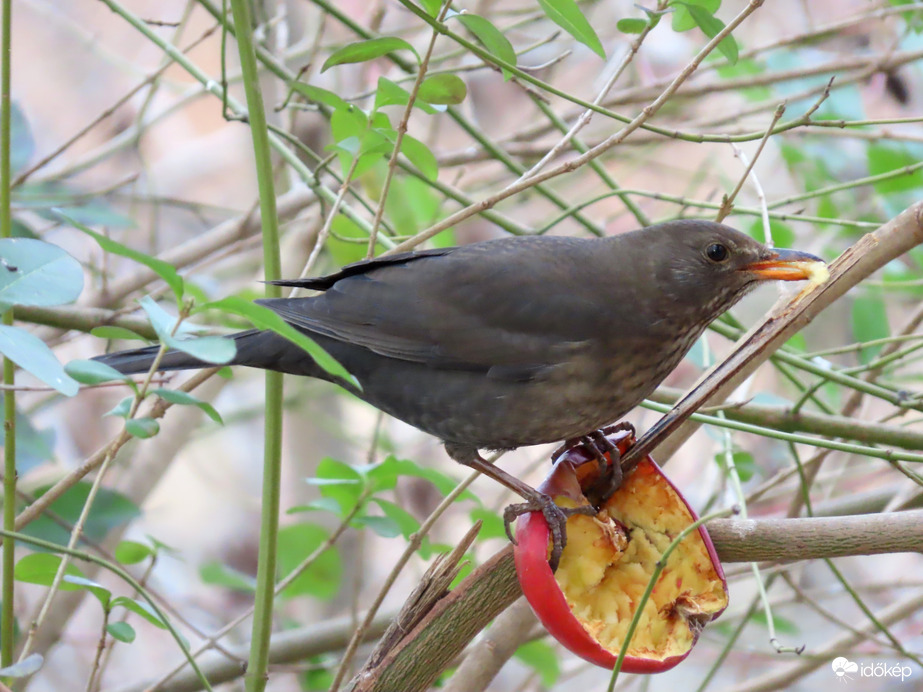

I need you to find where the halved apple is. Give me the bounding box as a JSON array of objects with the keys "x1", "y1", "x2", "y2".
[{"x1": 514, "y1": 430, "x2": 727, "y2": 673}]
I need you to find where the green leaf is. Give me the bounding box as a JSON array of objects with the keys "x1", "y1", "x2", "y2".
[
  {"x1": 514, "y1": 640, "x2": 561, "y2": 687},
  {"x1": 290, "y1": 83, "x2": 349, "y2": 112},
  {"x1": 0, "y1": 325, "x2": 79, "y2": 395},
  {"x1": 717, "y1": 450, "x2": 756, "y2": 482},
  {"x1": 65, "y1": 359, "x2": 135, "y2": 387},
  {"x1": 200, "y1": 561, "x2": 257, "y2": 592},
  {"x1": 417, "y1": 74, "x2": 467, "y2": 105},
  {"x1": 671, "y1": 0, "x2": 719, "y2": 31},
  {"x1": 370, "y1": 498, "x2": 421, "y2": 539},
  {"x1": 15, "y1": 553, "x2": 84, "y2": 588},
  {"x1": 400, "y1": 135, "x2": 438, "y2": 181},
  {"x1": 418, "y1": 0, "x2": 442, "y2": 16},
  {"x1": 151, "y1": 388, "x2": 223, "y2": 424},
  {"x1": 277, "y1": 523, "x2": 342, "y2": 600},
  {"x1": 286, "y1": 497, "x2": 343, "y2": 515},
  {"x1": 537, "y1": 0, "x2": 605, "y2": 58},
  {"x1": 617, "y1": 18, "x2": 648, "y2": 34},
  {"x1": 386, "y1": 457, "x2": 477, "y2": 502},
  {"x1": 202, "y1": 296, "x2": 357, "y2": 387},
  {"x1": 115, "y1": 540, "x2": 154, "y2": 565},
  {"x1": 851, "y1": 294, "x2": 891, "y2": 364},
  {"x1": 375, "y1": 77, "x2": 411, "y2": 110},
  {"x1": 456, "y1": 13, "x2": 516, "y2": 78},
  {"x1": 674, "y1": 2, "x2": 738, "y2": 64},
  {"x1": 308, "y1": 458, "x2": 364, "y2": 514},
  {"x1": 110, "y1": 596, "x2": 168, "y2": 629},
  {"x1": 105, "y1": 395, "x2": 133, "y2": 419},
  {"x1": 10, "y1": 102, "x2": 35, "y2": 174},
  {"x1": 63, "y1": 575, "x2": 112, "y2": 607},
  {"x1": 125, "y1": 417, "x2": 160, "y2": 439},
  {"x1": 21, "y1": 482, "x2": 141, "y2": 548},
  {"x1": 353, "y1": 514, "x2": 402, "y2": 538},
  {"x1": 322, "y1": 37, "x2": 420, "y2": 72},
  {"x1": 106, "y1": 621, "x2": 136, "y2": 643},
  {"x1": 0, "y1": 653, "x2": 43, "y2": 678},
  {"x1": 139, "y1": 296, "x2": 236, "y2": 366},
  {"x1": 0, "y1": 238, "x2": 83, "y2": 309},
  {"x1": 331, "y1": 105, "x2": 369, "y2": 144},
  {"x1": 59, "y1": 212, "x2": 184, "y2": 301}
]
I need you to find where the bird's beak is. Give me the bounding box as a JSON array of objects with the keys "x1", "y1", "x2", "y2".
[{"x1": 742, "y1": 248, "x2": 826, "y2": 281}]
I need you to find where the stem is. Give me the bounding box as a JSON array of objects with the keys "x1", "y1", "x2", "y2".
[
  {"x1": 0, "y1": 0, "x2": 14, "y2": 673},
  {"x1": 225, "y1": 2, "x2": 283, "y2": 691}
]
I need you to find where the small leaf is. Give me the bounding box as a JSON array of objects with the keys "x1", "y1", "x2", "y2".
[
  {"x1": 375, "y1": 77, "x2": 411, "y2": 110},
  {"x1": 400, "y1": 135, "x2": 438, "y2": 181},
  {"x1": 617, "y1": 18, "x2": 648, "y2": 34},
  {"x1": 65, "y1": 359, "x2": 134, "y2": 387},
  {"x1": 537, "y1": 0, "x2": 605, "y2": 58},
  {"x1": 417, "y1": 74, "x2": 467, "y2": 105},
  {"x1": 0, "y1": 325, "x2": 79, "y2": 395},
  {"x1": 671, "y1": 0, "x2": 719, "y2": 31},
  {"x1": 290, "y1": 83, "x2": 349, "y2": 112},
  {"x1": 331, "y1": 106, "x2": 369, "y2": 144},
  {"x1": 203, "y1": 296, "x2": 356, "y2": 387},
  {"x1": 371, "y1": 498, "x2": 420, "y2": 539},
  {"x1": 0, "y1": 238, "x2": 83, "y2": 308},
  {"x1": 673, "y1": 2, "x2": 738, "y2": 64},
  {"x1": 0, "y1": 653, "x2": 43, "y2": 678},
  {"x1": 110, "y1": 596, "x2": 168, "y2": 629},
  {"x1": 106, "y1": 622, "x2": 136, "y2": 643},
  {"x1": 125, "y1": 417, "x2": 160, "y2": 439},
  {"x1": 15, "y1": 553, "x2": 84, "y2": 587},
  {"x1": 151, "y1": 388, "x2": 223, "y2": 424},
  {"x1": 115, "y1": 540, "x2": 154, "y2": 565},
  {"x1": 322, "y1": 37, "x2": 420, "y2": 72},
  {"x1": 139, "y1": 296, "x2": 236, "y2": 365},
  {"x1": 456, "y1": 13, "x2": 516, "y2": 78},
  {"x1": 59, "y1": 212, "x2": 184, "y2": 301},
  {"x1": 277, "y1": 523, "x2": 343, "y2": 600},
  {"x1": 286, "y1": 497, "x2": 343, "y2": 515},
  {"x1": 105, "y1": 396, "x2": 133, "y2": 419},
  {"x1": 353, "y1": 514, "x2": 402, "y2": 538},
  {"x1": 308, "y1": 458, "x2": 364, "y2": 514},
  {"x1": 200, "y1": 561, "x2": 257, "y2": 592}
]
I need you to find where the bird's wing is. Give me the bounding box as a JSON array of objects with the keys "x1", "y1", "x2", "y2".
[{"x1": 257, "y1": 238, "x2": 615, "y2": 380}]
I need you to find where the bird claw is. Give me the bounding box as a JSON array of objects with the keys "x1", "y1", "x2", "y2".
[{"x1": 503, "y1": 495, "x2": 596, "y2": 572}]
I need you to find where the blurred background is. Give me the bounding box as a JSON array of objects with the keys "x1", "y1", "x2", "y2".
[{"x1": 5, "y1": 0, "x2": 923, "y2": 690}]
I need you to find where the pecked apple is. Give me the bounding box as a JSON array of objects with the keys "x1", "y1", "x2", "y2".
[{"x1": 514, "y1": 429, "x2": 728, "y2": 673}]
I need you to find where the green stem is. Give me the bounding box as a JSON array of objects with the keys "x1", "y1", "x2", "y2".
[
  {"x1": 1, "y1": 0, "x2": 14, "y2": 672},
  {"x1": 0, "y1": 529, "x2": 212, "y2": 690},
  {"x1": 225, "y1": 2, "x2": 283, "y2": 691}
]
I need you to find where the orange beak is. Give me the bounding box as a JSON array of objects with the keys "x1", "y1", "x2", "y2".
[{"x1": 743, "y1": 248, "x2": 825, "y2": 281}]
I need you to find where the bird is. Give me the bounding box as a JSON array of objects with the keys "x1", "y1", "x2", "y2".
[{"x1": 94, "y1": 220, "x2": 822, "y2": 568}]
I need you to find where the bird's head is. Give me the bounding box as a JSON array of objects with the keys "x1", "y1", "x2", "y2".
[{"x1": 643, "y1": 220, "x2": 825, "y2": 326}]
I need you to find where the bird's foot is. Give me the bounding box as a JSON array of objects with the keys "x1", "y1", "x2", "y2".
[
  {"x1": 583, "y1": 427, "x2": 628, "y2": 507},
  {"x1": 503, "y1": 494, "x2": 596, "y2": 572}
]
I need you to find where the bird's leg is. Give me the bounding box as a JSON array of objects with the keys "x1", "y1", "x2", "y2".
[
  {"x1": 584, "y1": 421, "x2": 636, "y2": 506},
  {"x1": 444, "y1": 442, "x2": 594, "y2": 572}
]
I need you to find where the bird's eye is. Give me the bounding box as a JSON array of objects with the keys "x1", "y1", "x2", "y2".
[{"x1": 706, "y1": 243, "x2": 729, "y2": 263}]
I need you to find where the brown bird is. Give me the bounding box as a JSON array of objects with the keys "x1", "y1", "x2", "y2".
[{"x1": 95, "y1": 220, "x2": 822, "y2": 568}]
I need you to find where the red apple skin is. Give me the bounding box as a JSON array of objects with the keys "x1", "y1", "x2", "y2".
[{"x1": 514, "y1": 451, "x2": 727, "y2": 673}]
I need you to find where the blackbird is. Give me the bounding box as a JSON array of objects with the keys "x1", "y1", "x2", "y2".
[{"x1": 94, "y1": 220, "x2": 822, "y2": 567}]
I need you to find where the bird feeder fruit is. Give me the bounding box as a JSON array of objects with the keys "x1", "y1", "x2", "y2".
[{"x1": 514, "y1": 430, "x2": 728, "y2": 673}]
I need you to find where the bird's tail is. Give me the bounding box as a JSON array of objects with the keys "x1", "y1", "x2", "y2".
[{"x1": 93, "y1": 329, "x2": 354, "y2": 390}]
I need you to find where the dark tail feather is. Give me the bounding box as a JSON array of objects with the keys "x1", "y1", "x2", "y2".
[{"x1": 93, "y1": 329, "x2": 355, "y2": 391}]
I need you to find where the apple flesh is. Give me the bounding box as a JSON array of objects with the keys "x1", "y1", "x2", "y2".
[{"x1": 514, "y1": 431, "x2": 727, "y2": 673}]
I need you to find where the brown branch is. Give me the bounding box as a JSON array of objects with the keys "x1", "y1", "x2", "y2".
[{"x1": 341, "y1": 509, "x2": 923, "y2": 692}]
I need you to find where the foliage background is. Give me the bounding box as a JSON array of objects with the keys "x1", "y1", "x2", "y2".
[{"x1": 2, "y1": 0, "x2": 923, "y2": 690}]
